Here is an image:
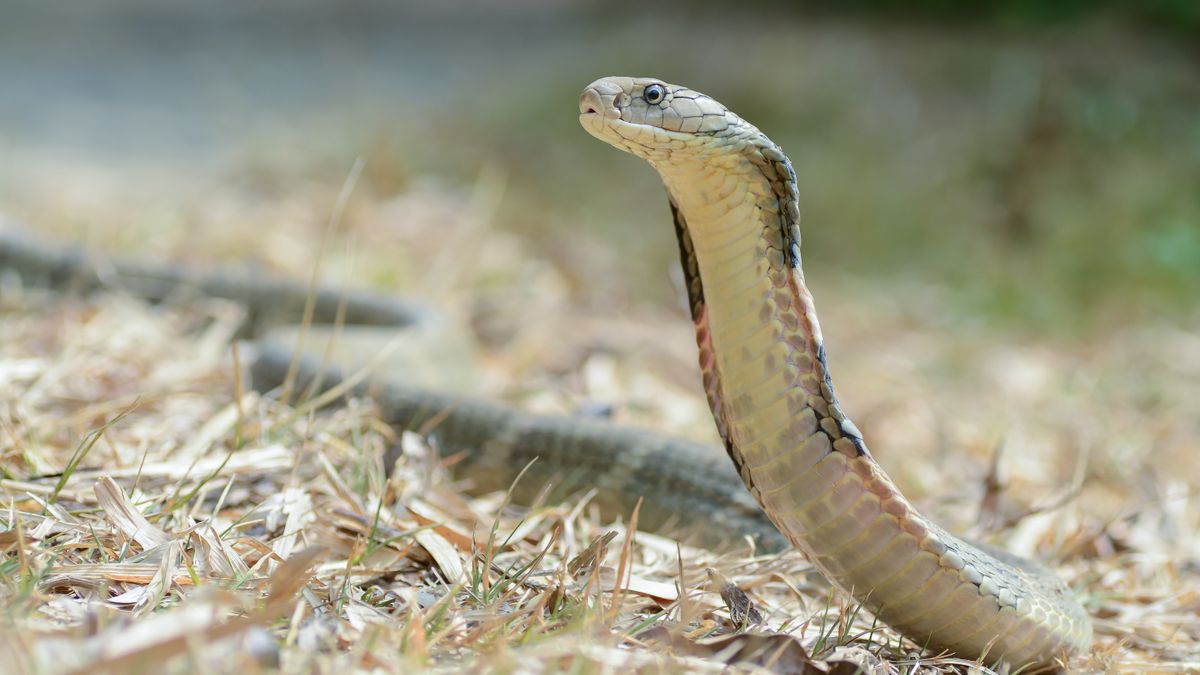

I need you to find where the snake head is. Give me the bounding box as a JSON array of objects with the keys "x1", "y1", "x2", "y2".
[{"x1": 579, "y1": 76, "x2": 739, "y2": 162}]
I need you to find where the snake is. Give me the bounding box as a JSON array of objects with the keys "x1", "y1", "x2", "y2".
[
  {"x1": 0, "y1": 75, "x2": 1091, "y2": 670},
  {"x1": 579, "y1": 76, "x2": 1092, "y2": 669}
]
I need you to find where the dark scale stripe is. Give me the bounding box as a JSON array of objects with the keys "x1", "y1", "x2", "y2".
[
  {"x1": 813, "y1": 342, "x2": 868, "y2": 457},
  {"x1": 816, "y1": 343, "x2": 835, "y2": 399},
  {"x1": 669, "y1": 198, "x2": 706, "y2": 314}
]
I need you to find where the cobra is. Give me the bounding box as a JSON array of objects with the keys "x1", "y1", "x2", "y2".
[{"x1": 579, "y1": 76, "x2": 1091, "y2": 669}]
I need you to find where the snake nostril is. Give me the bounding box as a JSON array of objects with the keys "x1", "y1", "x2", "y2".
[{"x1": 586, "y1": 107, "x2": 596, "y2": 114}]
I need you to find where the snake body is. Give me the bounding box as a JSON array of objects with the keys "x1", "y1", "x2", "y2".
[{"x1": 580, "y1": 76, "x2": 1091, "y2": 668}]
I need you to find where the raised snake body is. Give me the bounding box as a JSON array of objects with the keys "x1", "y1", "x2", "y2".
[{"x1": 580, "y1": 76, "x2": 1091, "y2": 668}]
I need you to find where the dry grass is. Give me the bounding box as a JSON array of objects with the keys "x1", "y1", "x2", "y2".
[
  {"x1": 0, "y1": 291, "x2": 887, "y2": 674},
  {"x1": 1, "y1": 180, "x2": 1198, "y2": 674}
]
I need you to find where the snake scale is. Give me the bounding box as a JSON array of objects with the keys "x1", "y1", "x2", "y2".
[
  {"x1": 580, "y1": 76, "x2": 1091, "y2": 669},
  {"x1": 0, "y1": 75, "x2": 1091, "y2": 671}
]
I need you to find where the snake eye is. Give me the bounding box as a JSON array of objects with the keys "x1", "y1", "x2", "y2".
[{"x1": 643, "y1": 84, "x2": 666, "y2": 105}]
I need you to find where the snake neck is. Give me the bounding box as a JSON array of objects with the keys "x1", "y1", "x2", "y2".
[
  {"x1": 660, "y1": 150, "x2": 863, "y2": 445},
  {"x1": 656, "y1": 145, "x2": 910, "y2": 539}
]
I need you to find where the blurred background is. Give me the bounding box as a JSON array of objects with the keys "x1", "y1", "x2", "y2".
[
  {"x1": 2, "y1": 1, "x2": 1198, "y2": 500},
  {"x1": 3, "y1": 0, "x2": 1198, "y2": 329}
]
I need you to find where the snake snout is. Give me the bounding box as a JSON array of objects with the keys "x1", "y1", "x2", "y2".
[{"x1": 579, "y1": 86, "x2": 618, "y2": 120}]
